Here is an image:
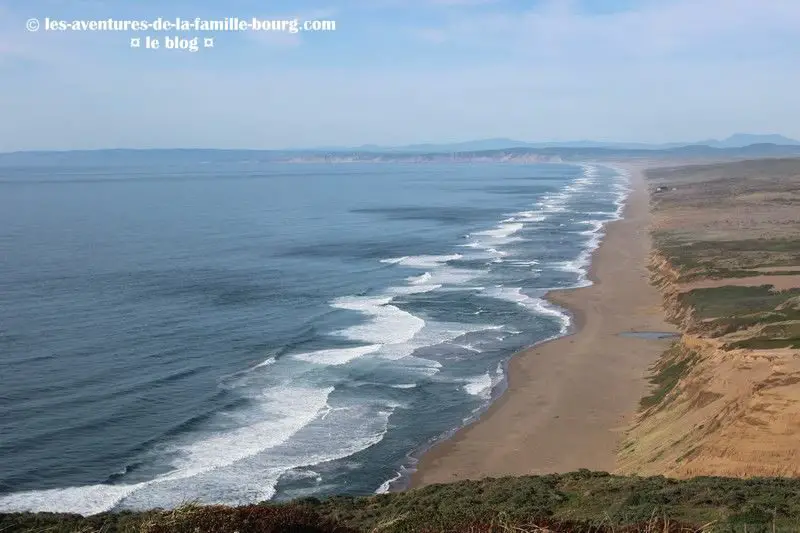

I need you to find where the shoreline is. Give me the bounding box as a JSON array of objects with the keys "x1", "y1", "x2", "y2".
[{"x1": 409, "y1": 163, "x2": 676, "y2": 487}]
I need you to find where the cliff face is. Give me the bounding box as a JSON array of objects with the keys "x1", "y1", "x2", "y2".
[
  {"x1": 617, "y1": 245, "x2": 800, "y2": 479},
  {"x1": 616, "y1": 158, "x2": 800, "y2": 478},
  {"x1": 648, "y1": 252, "x2": 693, "y2": 328}
]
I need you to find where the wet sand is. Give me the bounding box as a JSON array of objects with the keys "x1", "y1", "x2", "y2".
[{"x1": 411, "y1": 164, "x2": 675, "y2": 486}]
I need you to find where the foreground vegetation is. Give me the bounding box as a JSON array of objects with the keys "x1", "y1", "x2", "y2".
[{"x1": 5, "y1": 472, "x2": 800, "y2": 532}]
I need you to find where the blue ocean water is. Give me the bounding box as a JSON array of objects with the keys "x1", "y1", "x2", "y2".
[{"x1": 0, "y1": 161, "x2": 629, "y2": 514}]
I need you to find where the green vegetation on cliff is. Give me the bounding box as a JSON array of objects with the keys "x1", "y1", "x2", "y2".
[
  {"x1": 639, "y1": 344, "x2": 698, "y2": 410},
  {"x1": 652, "y1": 234, "x2": 800, "y2": 282},
  {"x1": 679, "y1": 286, "x2": 800, "y2": 322}
]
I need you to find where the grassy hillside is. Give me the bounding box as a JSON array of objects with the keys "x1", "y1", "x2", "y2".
[{"x1": 5, "y1": 471, "x2": 800, "y2": 532}]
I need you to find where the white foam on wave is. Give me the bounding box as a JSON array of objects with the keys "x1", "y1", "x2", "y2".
[
  {"x1": 474, "y1": 222, "x2": 524, "y2": 240},
  {"x1": 377, "y1": 319, "x2": 496, "y2": 364},
  {"x1": 7, "y1": 388, "x2": 404, "y2": 513},
  {"x1": 429, "y1": 268, "x2": 480, "y2": 286},
  {"x1": 384, "y1": 254, "x2": 479, "y2": 291},
  {"x1": 253, "y1": 356, "x2": 276, "y2": 369},
  {"x1": 534, "y1": 193, "x2": 566, "y2": 214},
  {"x1": 611, "y1": 180, "x2": 632, "y2": 219},
  {"x1": 166, "y1": 385, "x2": 333, "y2": 482},
  {"x1": 322, "y1": 248, "x2": 494, "y2": 379},
  {"x1": 460, "y1": 164, "x2": 601, "y2": 262},
  {"x1": 534, "y1": 164, "x2": 599, "y2": 215},
  {"x1": 437, "y1": 285, "x2": 485, "y2": 293},
  {"x1": 551, "y1": 165, "x2": 632, "y2": 287},
  {"x1": 457, "y1": 243, "x2": 506, "y2": 262},
  {"x1": 375, "y1": 470, "x2": 403, "y2": 494},
  {"x1": 578, "y1": 219, "x2": 606, "y2": 236},
  {"x1": 453, "y1": 343, "x2": 481, "y2": 353},
  {"x1": 332, "y1": 296, "x2": 425, "y2": 345},
  {"x1": 380, "y1": 254, "x2": 462, "y2": 268},
  {"x1": 507, "y1": 260, "x2": 541, "y2": 272},
  {"x1": 483, "y1": 286, "x2": 571, "y2": 334},
  {"x1": 325, "y1": 284, "x2": 498, "y2": 379},
  {"x1": 280, "y1": 469, "x2": 322, "y2": 483},
  {"x1": 580, "y1": 163, "x2": 598, "y2": 177},
  {"x1": 328, "y1": 295, "x2": 442, "y2": 368},
  {"x1": 387, "y1": 283, "x2": 442, "y2": 296},
  {"x1": 485, "y1": 247, "x2": 507, "y2": 257},
  {"x1": 463, "y1": 372, "x2": 493, "y2": 399},
  {"x1": 514, "y1": 211, "x2": 547, "y2": 222},
  {"x1": 293, "y1": 344, "x2": 383, "y2": 366},
  {"x1": 0, "y1": 384, "x2": 335, "y2": 515},
  {"x1": 460, "y1": 221, "x2": 525, "y2": 261},
  {"x1": 407, "y1": 272, "x2": 432, "y2": 285},
  {"x1": 462, "y1": 361, "x2": 505, "y2": 402},
  {"x1": 354, "y1": 380, "x2": 419, "y2": 390},
  {"x1": 269, "y1": 401, "x2": 397, "y2": 495},
  {"x1": 553, "y1": 245, "x2": 596, "y2": 288},
  {"x1": 171, "y1": 396, "x2": 403, "y2": 508},
  {"x1": 461, "y1": 224, "x2": 523, "y2": 260},
  {"x1": 393, "y1": 358, "x2": 442, "y2": 377},
  {"x1": 0, "y1": 484, "x2": 141, "y2": 517},
  {"x1": 555, "y1": 257, "x2": 588, "y2": 275}
]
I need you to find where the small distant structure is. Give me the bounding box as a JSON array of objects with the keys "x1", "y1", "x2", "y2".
[{"x1": 654, "y1": 186, "x2": 669, "y2": 193}]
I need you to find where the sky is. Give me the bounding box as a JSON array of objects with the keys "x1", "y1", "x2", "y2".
[{"x1": 1, "y1": 0, "x2": 799, "y2": 151}]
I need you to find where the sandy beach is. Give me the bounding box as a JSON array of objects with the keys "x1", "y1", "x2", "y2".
[{"x1": 411, "y1": 164, "x2": 676, "y2": 486}]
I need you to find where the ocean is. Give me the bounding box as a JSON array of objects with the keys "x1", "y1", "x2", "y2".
[{"x1": 0, "y1": 160, "x2": 629, "y2": 515}]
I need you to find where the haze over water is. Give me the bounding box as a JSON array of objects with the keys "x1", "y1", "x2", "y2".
[{"x1": 0, "y1": 160, "x2": 628, "y2": 514}]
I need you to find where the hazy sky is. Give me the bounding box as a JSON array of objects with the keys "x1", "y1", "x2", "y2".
[{"x1": 1, "y1": 0, "x2": 799, "y2": 151}]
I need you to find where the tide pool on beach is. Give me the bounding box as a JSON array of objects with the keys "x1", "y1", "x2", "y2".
[{"x1": 0, "y1": 160, "x2": 629, "y2": 514}]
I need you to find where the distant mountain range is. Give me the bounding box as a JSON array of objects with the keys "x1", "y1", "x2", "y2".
[
  {"x1": 2, "y1": 134, "x2": 800, "y2": 166},
  {"x1": 3, "y1": 142, "x2": 800, "y2": 167},
  {"x1": 316, "y1": 134, "x2": 800, "y2": 153}
]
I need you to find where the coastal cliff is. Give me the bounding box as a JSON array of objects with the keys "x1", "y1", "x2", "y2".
[{"x1": 617, "y1": 159, "x2": 800, "y2": 479}]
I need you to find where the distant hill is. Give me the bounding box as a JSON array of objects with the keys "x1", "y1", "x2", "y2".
[
  {"x1": 5, "y1": 135, "x2": 799, "y2": 161},
  {"x1": 3, "y1": 139, "x2": 800, "y2": 166},
  {"x1": 712, "y1": 133, "x2": 800, "y2": 148},
  {"x1": 318, "y1": 138, "x2": 535, "y2": 153},
  {"x1": 316, "y1": 134, "x2": 800, "y2": 153}
]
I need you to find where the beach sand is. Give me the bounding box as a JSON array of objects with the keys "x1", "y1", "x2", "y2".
[{"x1": 411, "y1": 164, "x2": 675, "y2": 486}]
